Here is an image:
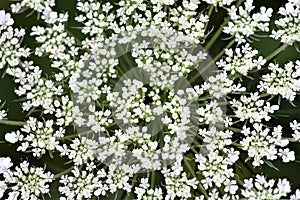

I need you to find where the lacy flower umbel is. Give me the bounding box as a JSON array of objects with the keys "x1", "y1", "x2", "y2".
[{"x1": 0, "y1": 0, "x2": 300, "y2": 199}]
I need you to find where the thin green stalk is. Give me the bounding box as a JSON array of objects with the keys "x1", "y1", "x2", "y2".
[
  {"x1": 265, "y1": 43, "x2": 288, "y2": 62},
  {"x1": 0, "y1": 120, "x2": 26, "y2": 126},
  {"x1": 114, "y1": 190, "x2": 119, "y2": 200},
  {"x1": 183, "y1": 157, "x2": 208, "y2": 199},
  {"x1": 190, "y1": 39, "x2": 235, "y2": 83},
  {"x1": 204, "y1": 17, "x2": 230, "y2": 51},
  {"x1": 151, "y1": 171, "x2": 155, "y2": 188},
  {"x1": 204, "y1": 0, "x2": 244, "y2": 51},
  {"x1": 54, "y1": 166, "x2": 73, "y2": 179},
  {"x1": 207, "y1": 5, "x2": 214, "y2": 18}
]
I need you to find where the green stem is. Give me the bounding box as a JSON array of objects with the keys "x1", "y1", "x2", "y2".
[
  {"x1": 183, "y1": 157, "x2": 208, "y2": 199},
  {"x1": 207, "y1": 5, "x2": 214, "y2": 18},
  {"x1": 204, "y1": 17, "x2": 230, "y2": 51},
  {"x1": 265, "y1": 43, "x2": 288, "y2": 62},
  {"x1": 114, "y1": 190, "x2": 119, "y2": 200},
  {"x1": 151, "y1": 171, "x2": 155, "y2": 188},
  {"x1": 204, "y1": 0, "x2": 244, "y2": 51},
  {"x1": 54, "y1": 166, "x2": 73, "y2": 179},
  {"x1": 190, "y1": 39, "x2": 235, "y2": 83},
  {"x1": 0, "y1": 120, "x2": 26, "y2": 126}
]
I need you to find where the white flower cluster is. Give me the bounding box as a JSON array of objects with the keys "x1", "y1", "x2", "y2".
[
  {"x1": 201, "y1": 71, "x2": 246, "y2": 98},
  {"x1": 132, "y1": 29, "x2": 207, "y2": 89},
  {"x1": 1, "y1": 0, "x2": 300, "y2": 199},
  {"x1": 241, "y1": 124, "x2": 295, "y2": 166},
  {"x1": 217, "y1": 43, "x2": 266, "y2": 76},
  {"x1": 196, "y1": 149, "x2": 239, "y2": 191},
  {"x1": 0, "y1": 157, "x2": 53, "y2": 200},
  {"x1": 241, "y1": 175, "x2": 291, "y2": 199},
  {"x1": 258, "y1": 61, "x2": 300, "y2": 101},
  {"x1": 0, "y1": 10, "x2": 14, "y2": 31},
  {"x1": 197, "y1": 100, "x2": 223, "y2": 125},
  {"x1": 134, "y1": 178, "x2": 163, "y2": 200},
  {"x1": 162, "y1": 162, "x2": 198, "y2": 200},
  {"x1": 59, "y1": 163, "x2": 136, "y2": 199},
  {"x1": 57, "y1": 137, "x2": 98, "y2": 165},
  {"x1": 0, "y1": 20, "x2": 30, "y2": 69},
  {"x1": 271, "y1": 0, "x2": 300, "y2": 45},
  {"x1": 230, "y1": 92, "x2": 279, "y2": 123},
  {"x1": 10, "y1": 0, "x2": 55, "y2": 14},
  {"x1": 59, "y1": 166, "x2": 106, "y2": 199},
  {"x1": 202, "y1": 0, "x2": 236, "y2": 7},
  {"x1": 199, "y1": 127, "x2": 235, "y2": 151},
  {"x1": 7, "y1": 62, "x2": 63, "y2": 112},
  {"x1": 290, "y1": 120, "x2": 300, "y2": 141},
  {"x1": 224, "y1": 0, "x2": 273, "y2": 43},
  {"x1": 108, "y1": 79, "x2": 158, "y2": 124},
  {"x1": 5, "y1": 117, "x2": 63, "y2": 157}
]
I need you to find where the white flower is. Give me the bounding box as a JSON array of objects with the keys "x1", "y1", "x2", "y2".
[
  {"x1": 241, "y1": 175, "x2": 291, "y2": 199},
  {"x1": 224, "y1": 180, "x2": 238, "y2": 194},
  {"x1": 59, "y1": 166, "x2": 102, "y2": 199},
  {"x1": 202, "y1": 0, "x2": 236, "y2": 7},
  {"x1": 0, "y1": 157, "x2": 13, "y2": 174},
  {"x1": 290, "y1": 120, "x2": 300, "y2": 141},
  {"x1": 271, "y1": 1, "x2": 300, "y2": 45},
  {"x1": 240, "y1": 124, "x2": 289, "y2": 166},
  {"x1": 0, "y1": 10, "x2": 14, "y2": 31},
  {"x1": 278, "y1": 148, "x2": 295, "y2": 163},
  {"x1": 5, "y1": 132, "x2": 20, "y2": 144},
  {"x1": 230, "y1": 92, "x2": 279, "y2": 123},
  {"x1": 217, "y1": 43, "x2": 266, "y2": 76},
  {"x1": 290, "y1": 189, "x2": 300, "y2": 200},
  {"x1": 7, "y1": 161, "x2": 54, "y2": 200},
  {"x1": 224, "y1": 0, "x2": 273, "y2": 43},
  {"x1": 258, "y1": 61, "x2": 300, "y2": 101},
  {"x1": 0, "y1": 181, "x2": 7, "y2": 199}
]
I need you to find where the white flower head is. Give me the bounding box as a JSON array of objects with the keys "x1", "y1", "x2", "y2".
[
  {"x1": 0, "y1": 10, "x2": 14, "y2": 31},
  {"x1": 0, "y1": 157, "x2": 13, "y2": 174}
]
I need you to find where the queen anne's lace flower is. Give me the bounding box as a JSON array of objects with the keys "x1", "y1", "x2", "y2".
[
  {"x1": 202, "y1": 0, "x2": 236, "y2": 7},
  {"x1": 3, "y1": 160, "x2": 54, "y2": 200},
  {"x1": 217, "y1": 43, "x2": 266, "y2": 76},
  {"x1": 271, "y1": 0, "x2": 300, "y2": 45},
  {"x1": 195, "y1": 150, "x2": 238, "y2": 189},
  {"x1": 162, "y1": 162, "x2": 198, "y2": 200},
  {"x1": 0, "y1": 27, "x2": 30, "y2": 69},
  {"x1": 230, "y1": 92, "x2": 279, "y2": 123},
  {"x1": 5, "y1": 117, "x2": 64, "y2": 157},
  {"x1": 1, "y1": 0, "x2": 300, "y2": 199},
  {"x1": 0, "y1": 10, "x2": 14, "y2": 31},
  {"x1": 240, "y1": 124, "x2": 293, "y2": 166},
  {"x1": 59, "y1": 165, "x2": 105, "y2": 199},
  {"x1": 57, "y1": 137, "x2": 98, "y2": 165},
  {"x1": 134, "y1": 178, "x2": 163, "y2": 200},
  {"x1": 258, "y1": 61, "x2": 300, "y2": 101},
  {"x1": 241, "y1": 175, "x2": 291, "y2": 199},
  {"x1": 224, "y1": 0, "x2": 273, "y2": 43},
  {"x1": 10, "y1": 0, "x2": 55, "y2": 13}
]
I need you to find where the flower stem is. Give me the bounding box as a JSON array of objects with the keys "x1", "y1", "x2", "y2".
[
  {"x1": 190, "y1": 39, "x2": 235, "y2": 83},
  {"x1": 151, "y1": 171, "x2": 155, "y2": 188},
  {"x1": 204, "y1": 0, "x2": 244, "y2": 51},
  {"x1": 207, "y1": 5, "x2": 214, "y2": 18},
  {"x1": 0, "y1": 120, "x2": 26, "y2": 126},
  {"x1": 204, "y1": 17, "x2": 230, "y2": 51},
  {"x1": 265, "y1": 43, "x2": 288, "y2": 62},
  {"x1": 183, "y1": 157, "x2": 208, "y2": 199},
  {"x1": 114, "y1": 190, "x2": 119, "y2": 200},
  {"x1": 54, "y1": 166, "x2": 73, "y2": 179}
]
